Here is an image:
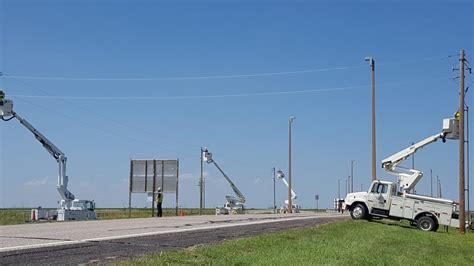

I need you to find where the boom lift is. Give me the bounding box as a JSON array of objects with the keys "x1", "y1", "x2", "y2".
[
  {"x1": 202, "y1": 148, "x2": 246, "y2": 215},
  {"x1": 381, "y1": 117, "x2": 458, "y2": 194},
  {"x1": 344, "y1": 117, "x2": 466, "y2": 231},
  {"x1": 0, "y1": 90, "x2": 96, "y2": 221},
  {"x1": 276, "y1": 169, "x2": 299, "y2": 213}
]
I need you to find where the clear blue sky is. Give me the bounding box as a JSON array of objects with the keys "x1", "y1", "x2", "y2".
[{"x1": 0, "y1": 0, "x2": 473, "y2": 210}]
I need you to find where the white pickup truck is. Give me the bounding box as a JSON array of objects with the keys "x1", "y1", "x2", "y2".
[{"x1": 344, "y1": 180, "x2": 460, "y2": 231}]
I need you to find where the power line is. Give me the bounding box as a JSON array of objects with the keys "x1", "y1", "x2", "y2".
[
  {"x1": 1, "y1": 65, "x2": 367, "y2": 81},
  {"x1": 10, "y1": 78, "x2": 193, "y2": 153},
  {"x1": 0, "y1": 56, "x2": 448, "y2": 81},
  {"x1": 9, "y1": 85, "x2": 368, "y2": 100},
  {"x1": 7, "y1": 75, "x2": 454, "y2": 100},
  {"x1": 9, "y1": 95, "x2": 189, "y2": 158}
]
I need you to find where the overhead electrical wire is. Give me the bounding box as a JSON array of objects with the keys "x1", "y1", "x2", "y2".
[
  {"x1": 1, "y1": 65, "x2": 366, "y2": 81},
  {"x1": 7, "y1": 75, "x2": 454, "y2": 101},
  {"x1": 9, "y1": 85, "x2": 367, "y2": 100},
  {"x1": 0, "y1": 56, "x2": 448, "y2": 82},
  {"x1": 10, "y1": 78, "x2": 191, "y2": 153}
]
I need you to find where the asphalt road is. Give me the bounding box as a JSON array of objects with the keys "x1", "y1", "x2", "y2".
[{"x1": 0, "y1": 213, "x2": 348, "y2": 265}]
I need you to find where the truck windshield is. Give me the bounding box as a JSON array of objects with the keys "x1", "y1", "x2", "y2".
[{"x1": 371, "y1": 183, "x2": 388, "y2": 194}]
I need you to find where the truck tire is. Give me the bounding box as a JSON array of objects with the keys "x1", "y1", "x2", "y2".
[
  {"x1": 350, "y1": 204, "x2": 367, "y2": 220},
  {"x1": 416, "y1": 216, "x2": 436, "y2": 231}
]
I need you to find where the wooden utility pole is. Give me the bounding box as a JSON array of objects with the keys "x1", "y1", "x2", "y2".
[
  {"x1": 459, "y1": 49, "x2": 466, "y2": 234},
  {"x1": 365, "y1": 57, "x2": 376, "y2": 181},
  {"x1": 371, "y1": 60, "x2": 376, "y2": 181}
]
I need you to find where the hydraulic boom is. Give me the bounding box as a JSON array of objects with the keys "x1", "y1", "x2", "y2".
[
  {"x1": 276, "y1": 169, "x2": 299, "y2": 213},
  {"x1": 0, "y1": 90, "x2": 96, "y2": 220},
  {"x1": 381, "y1": 117, "x2": 459, "y2": 194},
  {"x1": 202, "y1": 148, "x2": 246, "y2": 214}
]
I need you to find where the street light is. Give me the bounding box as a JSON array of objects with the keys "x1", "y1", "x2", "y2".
[
  {"x1": 288, "y1": 116, "x2": 295, "y2": 213},
  {"x1": 365, "y1": 56, "x2": 376, "y2": 181}
]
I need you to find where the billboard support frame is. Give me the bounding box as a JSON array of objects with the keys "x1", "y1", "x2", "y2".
[{"x1": 128, "y1": 159, "x2": 179, "y2": 218}]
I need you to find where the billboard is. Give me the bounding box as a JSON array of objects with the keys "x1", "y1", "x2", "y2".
[{"x1": 130, "y1": 159, "x2": 179, "y2": 193}]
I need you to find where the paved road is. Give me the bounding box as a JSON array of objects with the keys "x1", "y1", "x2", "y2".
[{"x1": 0, "y1": 212, "x2": 348, "y2": 265}]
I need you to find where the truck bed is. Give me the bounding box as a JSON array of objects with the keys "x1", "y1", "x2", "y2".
[{"x1": 389, "y1": 195, "x2": 459, "y2": 228}]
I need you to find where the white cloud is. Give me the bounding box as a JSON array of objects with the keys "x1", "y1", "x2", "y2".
[{"x1": 24, "y1": 177, "x2": 49, "y2": 187}]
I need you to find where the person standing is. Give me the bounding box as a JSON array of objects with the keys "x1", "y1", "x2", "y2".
[{"x1": 156, "y1": 188, "x2": 163, "y2": 217}]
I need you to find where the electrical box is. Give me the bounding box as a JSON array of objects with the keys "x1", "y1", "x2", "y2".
[
  {"x1": 0, "y1": 99, "x2": 13, "y2": 117},
  {"x1": 443, "y1": 118, "x2": 459, "y2": 140}
]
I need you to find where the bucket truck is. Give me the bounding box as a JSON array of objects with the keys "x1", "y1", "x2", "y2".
[
  {"x1": 0, "y1": 90, "x2": 96, "y2": 221},
  {"x1": 276, "y1": 169, "x2": 300, "y2": 213},
  {"x1": 202, "y1": 148, "x2": 246, "y2": 215},
  {"x1": 344, "y1": 117, "x2": 467, "y2": 231}
]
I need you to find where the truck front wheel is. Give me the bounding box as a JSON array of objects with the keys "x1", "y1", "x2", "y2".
[
  {"x1": 416, "y1": 216, "x2": 436, "y2": 231},
  {"x1": 350, "y1": 204, "x2": 367, "y2": 220}
]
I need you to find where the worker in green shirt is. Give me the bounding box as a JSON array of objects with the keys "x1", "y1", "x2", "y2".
[{"x1": 156, "y1": 188, "x2": 163, "y2": 217}]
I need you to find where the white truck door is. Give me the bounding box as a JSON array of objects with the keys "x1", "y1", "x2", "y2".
[{"x1": 368, "y1": 182, "x2": 390, "y2": 210}]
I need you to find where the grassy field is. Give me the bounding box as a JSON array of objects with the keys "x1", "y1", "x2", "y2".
[
  {"x1": 0, "y1": 208, "x2": 216, "y2": 225},
  {"x1": 122, "y1": 220, "x2": 474, "y2": 265}
]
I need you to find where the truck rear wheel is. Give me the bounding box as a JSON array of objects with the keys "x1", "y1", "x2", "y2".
[
  {"x1": 350, "y1": 204, "x2": 367, "y2": 220},
  {"x1": 416, "y1": 216, "x2": 436, "y2": 231}
]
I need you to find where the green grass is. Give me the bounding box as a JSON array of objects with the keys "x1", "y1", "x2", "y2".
[
  {"x1": 0, "y1": 209, "x2": 31, "y2": 225},
  {"x1": 122, "y1": 220, "x2": 474, "y2": 265},
  {"x1": 0, "y1": 208, "x2": 216, "y2": 225}
]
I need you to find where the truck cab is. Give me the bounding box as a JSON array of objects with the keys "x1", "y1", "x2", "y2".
[{"x1": 345, "y1": 180, "x2": 396, "y2": 220}]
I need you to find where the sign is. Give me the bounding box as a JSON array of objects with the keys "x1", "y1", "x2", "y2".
[{"x1": 130, "y1": 159, "x2": 179, "y2": 193}]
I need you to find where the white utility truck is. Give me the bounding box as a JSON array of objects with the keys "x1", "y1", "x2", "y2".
[
  {"x1": 0, "y1": 90, "x2": 96, "y2": 221},
  {"x1": 202, "y1": 148, "x2": 246, "y2": 215},
  {"x1": 344, "y1": 117, "x2": 463, "y2": 231},
  {"x1": 276, "y1": 169, "x2": 300, "y2": 213}
]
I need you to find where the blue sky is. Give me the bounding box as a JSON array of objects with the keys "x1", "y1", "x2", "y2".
[{"x1": 0, "y1": 0, "x2": 473, "y2": 210}]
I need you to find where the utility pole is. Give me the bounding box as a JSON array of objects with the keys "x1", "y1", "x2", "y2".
[
  {"x1": 365, "y1": 57, "x2": 376, "y2": 181},
  {"x1": 466, "y1": 104, "x2": 471, "y2": 226},
  {"x1": 351, "y1": 160, "x2": 355, "y2": 193},
  {"x1": 200, "y1": 147, "x2": 204, "y2": 215},
  {"x1": 288, "y1": 117, "x2": 295, "y2": 213},
  {"x1": 430, "y1": 169, "x2": 433, "y2": 197},
  {"x1": 439, "y1": 178, "x2": 443, "y2": 198},
  {"x1": 315, "y1": 194, "x2": 319, "y2": 211},
  {"x1": 272, "y1": 167, "x2": 276, "y2": 214},
  {"x1": 459, "y1": 49, "x2": 466, "y2": 234},
  {"x1": 437, "y1": 175, "x2": 441, "y2": 198},
  {"x1": 338, "y1": 178, "x2": 341, "y2": 199},
  {"x1": 346, "y1": 176, "x2": 350, "y2": 195}
]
